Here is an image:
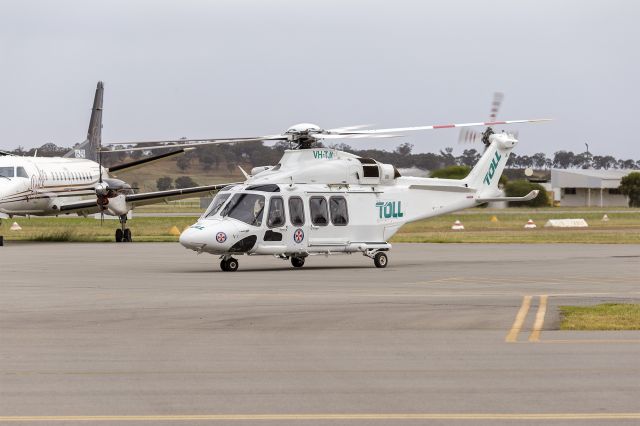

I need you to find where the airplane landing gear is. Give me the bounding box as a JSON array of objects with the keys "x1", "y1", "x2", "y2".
[
  {"x1": 220, "y1": 257, "x2": 239, "y2": 272},
  {"x1": 115, "y1": 214, "x2": 132, "y2": 242}
]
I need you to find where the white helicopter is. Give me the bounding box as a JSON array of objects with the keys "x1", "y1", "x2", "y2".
[{"x1": 108, "y1": 115, "x2": 549, "y2": 271}]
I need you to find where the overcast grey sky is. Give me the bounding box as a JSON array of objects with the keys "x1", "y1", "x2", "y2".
[{"x1": 1, "y1": 0, "x2": 638, "y2": 158}]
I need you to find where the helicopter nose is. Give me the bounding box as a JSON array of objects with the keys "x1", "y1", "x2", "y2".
[
  {"x1": 180, "y1": 221, "x2": 237, "y2": 253},
  {"x1": 179, "y1": 225, "x2": 206, "y2": 251}
]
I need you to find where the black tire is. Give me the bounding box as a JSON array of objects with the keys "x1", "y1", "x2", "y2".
[
  {"x1": 374, "y1": 252, "x2": 388, "y2": 268},
  {"x1": 124, "y1": 228, "x2": 132, "y2": 242},
  {"x1": 220, "y1": 259, "x2": 229, "y2": 271},
  {"x1": 115, "y1": 229, "x2": 123, "y2": 242},
  {"x1": 226, "y1": 258, "x2": 239, "y2": 272},
  {"x1": 291, "y1": 257, "x2": 305, "y2": 268}
]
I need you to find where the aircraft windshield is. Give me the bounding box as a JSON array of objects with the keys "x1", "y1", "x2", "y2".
[
  {"x1": 203, "y1": 192, "x2": 231, "y2": 218},
  {"x1": 221, "y1": 193, "x2": 265, "y2": 227},
  {"x1": 0, "y1": 167, "x2": 14, "y2": 178}
]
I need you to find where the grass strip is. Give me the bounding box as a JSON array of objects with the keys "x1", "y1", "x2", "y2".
[{"x1": 560, "y1": 304, "x2": 640, "y2": 330}]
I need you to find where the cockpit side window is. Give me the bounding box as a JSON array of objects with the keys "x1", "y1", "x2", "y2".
[
  {"x1": 309, "y1": 196, "x2": 329, "y2": 226},
  {"x1": 203, "y1": 192, "x2": 231, "y2": 218},
  {"x1": 16, "y1": 167, "x2": 29, "y2": 178},
  {"x1": 0, "y1": 167, "x2": 14, "y2": 178},
  {"x1": 221, "y1": 193, "x2": 265, "y2": 227},
  {"x1": 288, "y1": 197, "x2": 305, "y2": 226},
  {"x1": 267, "y1": 196, "x2": 286, "y2": 228}
]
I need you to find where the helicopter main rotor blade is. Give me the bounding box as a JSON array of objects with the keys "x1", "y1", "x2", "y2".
[
  {"x1": 102, "y1": 135, "x2": 287, "y2": 152},
  {"x1": 329, "y1": 118, "x2": 552, "y2": 135},
  {"x1": 311, "y1": 133, "x2": 400, "y2": 140}
]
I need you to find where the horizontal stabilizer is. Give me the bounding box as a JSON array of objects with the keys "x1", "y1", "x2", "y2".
[{"x1": 476, "y1": 190, "x2": 539, "y2": 203}]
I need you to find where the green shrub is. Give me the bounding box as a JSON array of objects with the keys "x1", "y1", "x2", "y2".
[
  {"x1": 619, "y1": 172, "x2": 640, "y2": 207},
  {"x1": 505, "y1": 180, "x2": 549, "y2": 207},
  {"x1": 430, "y1": 165, "x2": 508, "y2": 186},
  {"x1": 430, "y1": 165, "x2": 470, "y2": 179}
]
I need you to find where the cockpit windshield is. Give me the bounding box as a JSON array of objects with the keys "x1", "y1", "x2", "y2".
[
  {"x1": 221, "y1": 193, "x2": 265, "y2": 227},
  {"x1": 0, "y1": 167, "x2": 14, "y2": 178},
  {"x1": 203, "y1": 192, "x2": 231, "y2": 218}
]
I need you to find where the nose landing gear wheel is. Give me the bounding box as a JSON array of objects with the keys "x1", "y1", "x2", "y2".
[
  {"x1": 291, "y1": 257, "x2": 305, "y2": 268},
  {"x1": 123, "y1": 228, "x2": 132, "y2": 242},
  {"x1": 220, "y1": 257, "x2": 239, "y2": 272},
  {"x1": 115, "y1": 229, "x2": 123, "y2": 242},
  {"x1": 373, "y1": 252, "x2": 388, "y2": 268}
]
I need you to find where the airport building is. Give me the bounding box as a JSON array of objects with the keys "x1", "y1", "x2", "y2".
[{"x1": 551, "y1": 168, "x2": 632, "y2": 207}]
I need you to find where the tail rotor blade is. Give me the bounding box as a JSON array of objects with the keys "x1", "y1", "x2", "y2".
[{"x1": 489, "y1": 92, "x2": 504, "y2": 122}]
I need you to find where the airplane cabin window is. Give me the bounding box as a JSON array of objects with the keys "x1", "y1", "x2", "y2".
[
  {"x1": 221, "y1": 193, "x2": 265, "y2": 227},
  {"x1": 204, "y1": 193, "x2": 231, "y2": 218},
  {"x1": 16, "y1": 167, "x2": 29, "y2": 178},
  {"x1": 267, "y1": 197, "x2": 286, "y2": 228},
  {"x1": 288, "y1": 197, "x2": 305, "y2": 226},
  {"x1": 329, "y1": 196, "x2": 349, "y2": 226},
  {"x1": 309, "y1": 196, "x2": 329, "y2": 226},
  {"x1": 0, "y1": 167, "x2": 14, "y2": 177}
]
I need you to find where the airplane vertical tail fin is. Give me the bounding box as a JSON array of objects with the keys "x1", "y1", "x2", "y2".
[
  {"x1": 463, "y1": 133, "x2": 517, "y2": 196},
  {"x1": 64, "y1": 81, "x2": 103, "y2": 162}
]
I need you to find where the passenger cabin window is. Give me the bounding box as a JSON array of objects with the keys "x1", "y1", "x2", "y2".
[
  {"x1": 16, "y1": 167, "x2": 29, "y2": 178},
  {"x1": 204, "y1": 192, "x2": 231, "y2": 218},
  {"x1": 0, "y1": 167, "x2": 14, "y2": 178},
  {"x1": 288, "y1": 197, "x2": 305, "y2": 226},
  {"x1": 309, "y1": 196, "x2": 329, "y2": 226},
  {"x1": 329, "y1": 196, "x2": 349, "y2": 226},
  {"x1": 221, "y1": 193, "x2": 265, "y2": 227},
  {"x1": 267, "y1": 197, "x2": 286, "y2": 228}
]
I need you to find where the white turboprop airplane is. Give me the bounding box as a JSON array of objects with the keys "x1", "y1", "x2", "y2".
[{"x1": 0, "y1": 82, "x2": 231, "y2": 241}]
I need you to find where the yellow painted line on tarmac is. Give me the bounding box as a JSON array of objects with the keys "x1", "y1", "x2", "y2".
[
  {"x1": 2, "y1": 413, "x2": 640, "y2": 422},
  {"x1": 529, "y1": 295, "x2": 548, "y2": 342},
  {"x1": 505, "y1": 295, "x2": 532, "y2": 342}
]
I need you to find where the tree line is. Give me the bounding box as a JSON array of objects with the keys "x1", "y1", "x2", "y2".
[{"x1": 6, "y1": 141, "x2": 640, "y2": 171}]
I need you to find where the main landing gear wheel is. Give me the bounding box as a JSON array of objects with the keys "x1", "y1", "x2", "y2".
[
  {"x1": 115, "y1": 229, "x2": 123, "y2": 242},
  {"x1": 291, "y1": 257, "x2": 305, "y2": 268},
  {"x1": 374, "y1": 252, "x2": 388, "y2": 268},
  {"x1": 220, "y1": 257, "x2": 239, "y2": 272}
]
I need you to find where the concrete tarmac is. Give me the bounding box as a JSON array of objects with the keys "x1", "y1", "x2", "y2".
[{"x1": 1, "y1": 242, "x2": 640, "y2": 425}]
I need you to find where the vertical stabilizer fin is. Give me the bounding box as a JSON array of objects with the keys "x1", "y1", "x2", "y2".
[
  {"x1": 64, "y1": 81, "x2": 104, "y2": 162},
  {"x1": 463, "y1": 132, "x2": 517, "y2": 195}
]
